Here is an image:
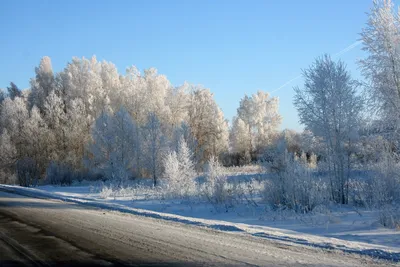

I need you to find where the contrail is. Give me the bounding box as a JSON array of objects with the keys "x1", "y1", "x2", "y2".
[
  {"x1": 270, "y1": 75, "x2": 302, "y2": 93},
  {"x1": 270, "y1": 40, "x2": 362, "y2": 94},
  {"x1": 333, "y1": 40, "x2": 362, "y2": 58}
]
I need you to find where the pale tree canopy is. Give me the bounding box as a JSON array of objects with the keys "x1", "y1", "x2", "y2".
[
  {"x1": 360, "y1": 0, "x2": 400, "y2": 135},
  {"x1": 236, "y1": 90, "x2": 282, "y2": 154}
]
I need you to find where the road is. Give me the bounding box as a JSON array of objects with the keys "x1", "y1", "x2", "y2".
[{"x1": 0, "y1": 191, "x2": 394, "y2": 267}]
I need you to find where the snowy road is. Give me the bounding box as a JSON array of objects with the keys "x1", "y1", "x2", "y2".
[{"x1": 0, "y1": 191, "x2": 393, "y2": 267}]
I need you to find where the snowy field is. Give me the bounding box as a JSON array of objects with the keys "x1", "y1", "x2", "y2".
[{"x1": 1, "y1": 182, "x2": 399, "y2": 262}]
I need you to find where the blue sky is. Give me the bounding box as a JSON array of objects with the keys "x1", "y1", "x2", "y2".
[{"x1": 0, "y1": 0, "x2": 373, "y2": 130}]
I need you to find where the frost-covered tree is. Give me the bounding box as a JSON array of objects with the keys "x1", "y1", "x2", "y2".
[
  {"x1": 177, "y1": 136, "x2": 196, "y2": 181},
  {"x1": 44, "y1": 91, "x2": 67, "y2": 157},
  {"x1": 63, "y1": 98, "x2": 89, "y2": 169},
  {"x1": 229, "y1": 116, "x2": 251, "y2": 164},
  {"x1": 59, "y1": 56, "x2": 111, "y2": 121},
  {"x1": 29, "y1": 56, "x2": 56, "y2": 112},
  {"x1": 142, "y1": 113, "x2": 166, "y2": 186},
  {"x1": 0, "y1": 129, "x2": 17, "y2": 182},
  {"x1": 237, "y1": 90, "x2": 282, "y2": 156},
  {"x1": 188, "y1": 88, "x2": 229, "y2": 166},
  {"x1": 163, "y1": 151, "x2": 180, "y2": 189},
  {"x1": 163, "y1": 137, "x2": 196, "y2": 198},
  {"x1": 85, "y1": 108, "x2": 137, "y2": 185},
  {"x1": 0, "y1": 55, "x2": 236, "y2": 184},
  {"x1": 0, "y1": 97, "x2": 29, "y2": 159},
  {"x1": 120, "y1": 66, "x2": 147, "y2": 123},
  {"x1": 204, "y1": 156, "x2": 229, "y2": 206},
  {"x1": 360, "y1": 0, "x2": 400, "y2": 139},
  {"x1": 143, "y1": 68, "x2": 171, "y2": 123},
  {"x1": 165, "y1": 83, "x2": 190, "y2": 131},
  {"x1": 23, "y1": 106, "x2": 54, "y2": 174},
  {"x1": 171, "y1": 122, "x2": 198, "y2": 163},
  {"x1": 7, "y1": 82, "x2": 22, "y2": 100},
  {"x1": 294, "y1": 55, "x2": 363, "y2": 204},
  {"x1": 0, "y1": 89, "x2": 5, "y2": 106}
]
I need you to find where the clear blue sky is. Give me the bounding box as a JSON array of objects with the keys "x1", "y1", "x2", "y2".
[{"x1": 0, "y1": 0, "x2": 373, "y2": 131}]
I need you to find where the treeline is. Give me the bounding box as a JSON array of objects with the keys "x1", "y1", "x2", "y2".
[{"x1": 0, "y1": 55, "x2": 281, "y2": 186}]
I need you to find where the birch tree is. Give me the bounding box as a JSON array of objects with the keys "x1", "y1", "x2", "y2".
[
  {"x1": 229, "y1": 116, "x2": 251, "y2": 164},
  {"x1": 360, "y1": 0, "x2": 400, "y2": 140},
  {"x1": 294, "y1": 55, "x2": 363, "y2": 204},
  {"x1": 237, "y1": 90, "x2": 282, "y2": 156},
  {"x1": 85, "y1": 108, "x2": 137, "y2": 185},
  {"x1": 188, "y1": 88, "x2": 229, "y2": 166},
  {"x1": 29, "y1": 56, "x2": 56, "y2": 112},
  {"x1": 142, "y1": 112, "x2": 166, "y2": 186}
]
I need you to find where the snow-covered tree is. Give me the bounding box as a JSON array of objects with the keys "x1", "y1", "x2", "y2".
[
  {"x1": 42, "y1": 90, "x2": 70, "y2": 162},
  {"x1": 7, "y1": 82, "x2": 22, "y2": 100},
  {"x1": 188, "y1": 88, "x2": 229, "y2": 166},
  {"x1": 85, "y1": 108, "x2": 137, "y2": 185},
  {"x1": 23, "y1": 106, "x2": 54, "y2": 174},
  {"x1": 360, "y1": 0, "x2": 400, "y2": 140},
  {"x1": 63, "y1": 98, "x2": 90, "y2": 169},
  {"x1": 60, "y1": 56, "x2": 111, "y2": 121},
  {"x1": 237, "y1": 90, "x2": 282, "y2": 156},
  {"x1": 29, "y1": 56, "x2": 56, "y2": 112},
  {"x1": 0, "y1": 55, "x2": 236, "y2": 185},
  {"x1": 165, "y1": 83, "x2": 190, "y2": 131},
  {"x1": 171, "y1": 122, "x2": 198, "y2": 163},
  {"x1": 143, "y1": 68, "x2": 171, "y2": 123},
  {"x1": 204, "y1": 156, "x2": 229, "y2": 205},
  {"x1": 294, "y1": 55, "x2": 363, "y2": 204},
  {"x1": 0, "y1": 97, "x2": 29, "y2": 159},
  {"x1": 0, "y1": 89, "x2": 5, "y2": 106},
  {"x1": 177, "y1": 136, "x2": 196, "y2": 181},
  {"x1": 229, "y1": 116, "x2": 251, "y2": 164},
  {"x1": 0, "y1": 129, "x2": 17, "y2": 182},
  {"x1": 142, "y1": 112, "x2": 166, "y2": 186},
  {"x1": 163, "y1": 137, "x2": 196, "y2": 198},
  {"x1": 163, "y1": 151, "x2": 180, "y2": 189}
]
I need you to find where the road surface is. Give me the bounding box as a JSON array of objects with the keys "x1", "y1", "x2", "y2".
[{"x1": 0, "y1": 191, "x2": 394, "y2": 267}]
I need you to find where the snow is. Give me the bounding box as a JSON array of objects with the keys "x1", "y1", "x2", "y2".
[{"x1": 1, "y1": 183, "x2": 399, "y2": 262}]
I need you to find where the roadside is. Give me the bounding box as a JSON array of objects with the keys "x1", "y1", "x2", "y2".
[
  {"x1": 0, "y1": 190, "x2": 394, "y2": 267},
  {"x1": 1, "y1": 184, "x2": 399, "y2": 263}
]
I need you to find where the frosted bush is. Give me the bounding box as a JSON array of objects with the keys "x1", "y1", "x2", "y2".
[
  {"x1": 99, "y1": 186, "x2": 113, "y2": 199},
  {"x1": 263, "y1": 150, "x2": 327, "y2": 213},
  {"x1": 372, "y1": 148, "x2": 400, "y2": 205},
  {"x1": 353, "y1": 143, "x2": 400, "y2": 208},
  {"x1": 162, "y1": 138, "x2": 197, "y2": 199},
  {"x1": 202, "y1": 156, "x2": 238, "y2": 210},
  {"x1": 221, "y1": 164, "x2": 264, "y2": 175},
  {"x1": 379, "y1": 205, "x2": 400, "y2": 229}
]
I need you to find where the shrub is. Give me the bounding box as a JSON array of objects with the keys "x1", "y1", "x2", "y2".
[
  {"x1": 202, "y1": 156, "x2": 238, "y2": 211},
  {"x1": 16, "y1": 157, "x2": 39, "y2": 187},
  {"x1": 0, "y1": 169, "x2": 16, "y2": 185},
  {"x1": 263, "y1": 150, "x2": 327, "y2": 213},
  {"x1": 379, "y1": 205, "x2": 400, "y2": 229},
  {"x1": 45, "y1": 161, "x2": 75, "y2": 186}
]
